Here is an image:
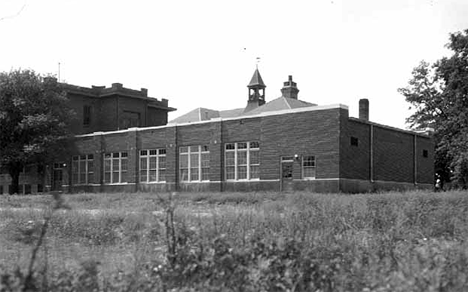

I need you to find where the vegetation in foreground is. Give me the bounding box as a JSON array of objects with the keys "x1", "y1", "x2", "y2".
[{"x1": 1, "y1": 190, "x2": 468, "y2": 291}]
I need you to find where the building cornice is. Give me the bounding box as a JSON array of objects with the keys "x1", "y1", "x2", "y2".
[{"x1": 75, "y1": 104, "x2": 348, "y2": 138}]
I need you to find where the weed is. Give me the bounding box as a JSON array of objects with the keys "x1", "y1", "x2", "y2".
[{"x1": 2, "y1": 190, "x2": 468, "y2": 291}]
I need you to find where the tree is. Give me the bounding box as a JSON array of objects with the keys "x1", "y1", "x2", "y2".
[
  {"x1": 399, "y1": 29, "x2": 468, "y2": 189},
  {"x1": 0, "y1": 69, "x2": 74, "y2": 194}
]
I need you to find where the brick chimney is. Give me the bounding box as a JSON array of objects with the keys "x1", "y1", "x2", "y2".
[
  {"x1": 112, "y1": 83, "x2": 123, "y2": 89},
  {"x1": 281, "y1": 75, "x2": 299, "y2": 99},
  {"x1": 359, "y1": 99, "x2": 369, "y2": 121}
]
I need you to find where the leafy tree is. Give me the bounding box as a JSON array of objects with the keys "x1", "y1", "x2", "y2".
[
  {"x1": 0, "y1": 69, "x2": 74, "y2": 194},
  {"x1": 399, "y1": 29, "x2": 468, "y2": 189}
]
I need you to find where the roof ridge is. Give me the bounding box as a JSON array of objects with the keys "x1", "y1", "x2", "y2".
[{"x1": 283, "y1": 96, "x2": 292, "y2": 109}]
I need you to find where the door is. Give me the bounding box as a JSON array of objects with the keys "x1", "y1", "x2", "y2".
[
  {"x1": 281, "y1": 157, "x2": 294, "y2": 192},
  {"x1": 52, "y1": 163, "x2": 63, "y2": 191}
]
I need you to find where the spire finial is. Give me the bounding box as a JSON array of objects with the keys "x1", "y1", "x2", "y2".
[{"x1": 256, "y1": 57, "x2": 260, "y2": 70}]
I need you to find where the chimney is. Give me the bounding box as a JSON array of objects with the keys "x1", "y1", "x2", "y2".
[
  {"x1": 281, "y1": 75, "x2": 299, "y2": 99},
  {"x1": 359, "y1": 99, "x2": 369, "y2": 121},
  {"x1": 111, "y1": 83, "x2": 123, "y2": 89}
]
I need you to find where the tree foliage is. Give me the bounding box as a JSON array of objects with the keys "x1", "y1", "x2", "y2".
[
  {"x1": 0, "y1": 69, "x2": 74, "y2": 194},
  {"x1": 399, "y1": 29, "x2": 468, "y2": 188}
]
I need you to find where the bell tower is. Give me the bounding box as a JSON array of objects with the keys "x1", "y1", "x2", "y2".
[{"x1": 244, "y1": 68, "x2": 266, "y2": 113}]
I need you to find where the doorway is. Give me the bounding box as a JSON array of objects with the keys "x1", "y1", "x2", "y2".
[
  {"x1": 52, "y1": 163, "x2": 63, "y2": 191},
  {"x1": 280, "y1": 156, "x2": 294, "y2": 192}
]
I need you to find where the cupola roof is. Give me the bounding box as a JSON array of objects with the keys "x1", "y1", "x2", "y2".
[{"x1": 248, "y1": 69, "x2": 266, "y2": 87}]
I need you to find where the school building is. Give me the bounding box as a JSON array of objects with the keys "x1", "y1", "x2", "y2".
[{"x1": 0, "y1": 70, "x2": 434, "y2": 194}]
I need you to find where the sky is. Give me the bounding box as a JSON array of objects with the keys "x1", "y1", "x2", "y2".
[{"x1": 1, "y1": 0, "x2": 468, "y2": 129}]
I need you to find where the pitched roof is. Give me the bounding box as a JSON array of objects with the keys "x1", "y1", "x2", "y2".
[
  {"x1": 170, "y1": 107, "x2": 219, "y2": 124},
  {"x1": 248, "y1": 69, "x2": 266, "y2": 87},
  {"x1": 245, "y1": 97, "x2": 316, "y2": 116},
  {"x1": 219, "y1": 108, "x2": 244, "y2": 118},
  {"x1": 170, "y1": 98, "x2": 316, "y2": 124},
  {"x1": 169, "y1": 107, "x2": 246, "y2": 124}
]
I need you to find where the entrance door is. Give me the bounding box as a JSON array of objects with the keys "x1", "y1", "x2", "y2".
[
  {"x1": 52, "y1": 163, "x2": 63, "y2": 191},
  {"x1": 281, "y1": 157, "x2": 294, "y2": 192}
]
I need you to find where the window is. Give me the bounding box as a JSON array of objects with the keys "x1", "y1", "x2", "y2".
[
  {"x1": 350, "y1": 137, "x2": 359, "y2": 146},
  {"x1": 72, "y1": 154, "x2": 94, "y2": 185},
  {"x1": 37, "y1": 184, "x2": 43, "y2": 193},
  {"x1": 83, "y1": 105, "x2": 91, "y2": 126},
  {"x1": 24, "y1": 184, "x2": 31, "y2": 195},
  {"x1": 423, "y1": 149, "x2": 428, "y2": 158},
  {"x1": 104, "y1": 152, "x2": 128, "y2": 184},
  {"x1": 54, "y1": 163, "x2": 65, "y2": 169},
  {"x1": 179, "y1": 145, "x2": 209, "y2": 182},
  {"x1": 225, "y1": 141, "x2": 260, "y2": 181},
  {"x1": 140, "y1": 149, "x2": 166, "y2": 182},
  {"x1": 121, "y1": 111, "x2": 140, "y2": 129},
  {"x1": 303, "y1": 156, "x2": 316, "y2": 179}
]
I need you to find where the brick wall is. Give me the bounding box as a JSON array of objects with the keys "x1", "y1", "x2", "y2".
[
  {"x1": 341, "y1": 118, "x2": 434, "y2": 190},
  {"x1": 99, "y1": 97, "x2": 119, "y2": 132},
  {"x1": 416, "y1": 135, "x2": 434, "y2": 184},
  {"x1": 65, "y1": 84, "x2": 172, "y2": 135},
  {"x1": 260, "y1": 109, "x2": 341, "y2": 181},
  {"x1": 6, "y1": 105, "x2": 431, "y2": 194},
  {"x1": 373, "y1": 126, "x2": 414, "y2": 183},
  {"x1": 340, "y1": 119, "x2": 371, "y2": 180},
  {"x1": 117, "y1": 96, "x2": 148, "y2": 129},
  {"x1": 148, "y1": 107, "x2": 168, "y2": 126}
]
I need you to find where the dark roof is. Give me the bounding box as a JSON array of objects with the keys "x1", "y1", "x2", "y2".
[{"x1": 248, "y1": 69, "x2": 266, "y2": 87}]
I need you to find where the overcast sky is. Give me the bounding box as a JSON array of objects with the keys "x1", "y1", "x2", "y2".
[{"x1": 1, "y1": 0, "x2": 467, "y2": 129}]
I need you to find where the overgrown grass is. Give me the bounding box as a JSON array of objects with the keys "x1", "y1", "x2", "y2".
[{"x1": 1, "y1": 190, "x2": 468, "y2": 291}]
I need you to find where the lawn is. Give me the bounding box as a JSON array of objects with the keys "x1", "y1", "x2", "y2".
[{"x1": 1, "y1": 190, "x2": 468, "y2": 291}]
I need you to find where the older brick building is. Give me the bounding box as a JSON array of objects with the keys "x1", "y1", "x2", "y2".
[{"x1": 0, "y1": 70, "x2": 434, "y2": 194}]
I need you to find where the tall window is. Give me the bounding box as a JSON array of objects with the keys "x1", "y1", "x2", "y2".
[
  {"x1": 104, "y1": 152, "x2": 128, "y2": 184},
  {"x1": 83, "y1": 105, "x2": 91, "y2": 126},
  {"x1": 72, "y1": 154, "x2": 94, "y2": 185},
  {"x1": 140, "y1": 149, "x2": 166, "y2": 182},
  {"x1": 302, "y1": 156, "x2": 316, "y2": 179},
  {"x1": 225, "y1": 141, "x2": 260, "y2": 180},
  {"x1": 179, "y1": 145, "x2": 209, "y2": 182}
]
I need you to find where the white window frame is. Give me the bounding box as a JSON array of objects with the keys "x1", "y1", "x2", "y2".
[
  {"x1": 139, "y1": 149, "x2": 166, "y2": 183},
  {"x1": 179, "y1": 145, "x2": 210, "y2": 182},
  {"x1": 72, "y1": 154, "x2": 94, "y2": 185},
  {"x1": 225, "y1": 141, "x2": 260, "y2": 181},
  {"x1": 302, "y1": 155, "x2": 316, "y2": 179},
  {"x1": 104, "y1": 152, "x2": 128, "y2": 184}
]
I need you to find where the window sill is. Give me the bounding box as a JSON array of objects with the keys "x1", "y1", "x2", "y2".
[
  {"x1": 140, "y1": 181, "x2": 167, "y2": 184},
  {"x1": 103, "y1": 182, "x2": 135, "y2": 186},
  {"x1": 225, "y1": 178, "x2": 260, "y2": 182}
]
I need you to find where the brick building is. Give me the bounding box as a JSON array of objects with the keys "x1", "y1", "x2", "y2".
[{"x1": 0, "y1": 70, "x2": 434, "y2": 194}]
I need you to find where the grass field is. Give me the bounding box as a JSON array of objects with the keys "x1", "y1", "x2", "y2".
[{"x1": 1, "y1": 190, "x2": 468, "y2": 291}]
